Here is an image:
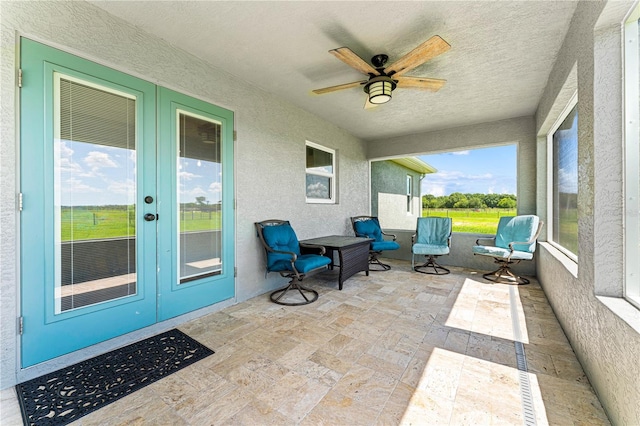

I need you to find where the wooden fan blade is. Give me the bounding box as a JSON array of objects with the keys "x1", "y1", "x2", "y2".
[
  {"x1": 312, "y1": 80, "x2": 367, "y2": 95},
  {"x1": 395, "y1": 76, "x2": 447, "y2": 91},
  {"x1": 330, "y1": 47, "x2": 379, "y2": 76},
  {"x1": 384, "y1": 35, "x2": 450, "y2": 77}
]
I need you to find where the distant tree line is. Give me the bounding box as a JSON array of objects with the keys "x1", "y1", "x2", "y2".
[
  {"x1": 61, "y1": 197, "x2": 222, "y2": 212},
  {"x1": 61, "y1": 205, "x2": 134, "y2": 211},
  {"x1": 422, "y1": 193, "x2": 517, "y2": 209}
]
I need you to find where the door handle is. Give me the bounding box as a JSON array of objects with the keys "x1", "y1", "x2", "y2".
[{"x1": 144, "y1": 213, "x2": 157, "y2": 221}]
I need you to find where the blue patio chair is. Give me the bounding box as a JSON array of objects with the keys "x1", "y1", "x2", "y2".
[
  {"x1": 472, "y1": 215, "x2": 543, "y2": 284},
  {"x1": 255, "y1": 219, "x2": 331, "y2": 305},
  {"x1": 412, "y1": 217, "x2": 452, "y2": 275},
  {"x1": 351, "y1": 216, "x2": 400, "y2": 271}
]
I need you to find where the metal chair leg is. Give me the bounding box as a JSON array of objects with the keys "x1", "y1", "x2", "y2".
[
  {"x1": 414, "y1": 255, "x2": 450, "y2": 275},
  {"x1": 368, "y1": 251, "x2": 391, "y2": 271},
  {"x1": 482, "y1": 260, "x2": 529, "y2": 285},
  {"x1": 270, "y1": 277, "x2": 319, "y2": 306}
]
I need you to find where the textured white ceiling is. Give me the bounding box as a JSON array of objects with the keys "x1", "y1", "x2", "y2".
[{"x1": 90, "y1": 1, "x2": 578, "y2": 141}]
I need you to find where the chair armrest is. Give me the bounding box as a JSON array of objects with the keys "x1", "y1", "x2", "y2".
[
  {"x1": 507, "y1": 237, "x2": 540, "y2": 252},
  {"x1": 411, "y1": 233, "x2": 416, "y2": 245},
  {"x1": 507, "y1": 221, "x2": 544, "y2": 251},
  {"x1": 266, "y1": 248, "x2": 298, "y2": 262},
  {"x1": 382, "y1": 230, "x2": 397, "y2": 241},
  {"x1": 299, "y1": 243, "x2": 326, "y2": 256},
  {"x1": 475, "y1": 237, "x2": 496, "y2": 246}
]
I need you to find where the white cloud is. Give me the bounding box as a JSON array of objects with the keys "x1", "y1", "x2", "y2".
[
  {"x1": 472, "y1": 173, "x2": 493, "y2": 179},
  {"x1": 57, "y1": 157, "x2": 85, "y2": 175},
  {"x1": 452, "y1": 150, "x2": 470, "y2": 155},
  {"x1": 424, "y1": 184, "x2": 446, "y2": 197},
  {"x1": 84, "y1": 151, "x2": 118, "y2": 171},
  {"x1": 209, "y1": 182, "x2": 222, "y2": 194},
  {"x1": 178, "y1": 171, "x2": 201, "y2": 181},
  {"x1": 422, "y1": 169, "x2": 514, "y2": 196},
  {"x1": 56, "y1": 141, "x2": 74, "y2": 158},
  {"x1": 107, "y1": 179, "x2": 135, "y2": 195},
  {"x1": 306, "y1": 182, "x2": 329, "y2": 199},
  {"x1": 181, "y1": 187, "x2": 208, "y2": 203},
  {"x1": 61, "y1": 177, "x2": 101, "y2": 193},
  {"x1": 558, "y1": 167, "x2": 578, "y2": 193}
]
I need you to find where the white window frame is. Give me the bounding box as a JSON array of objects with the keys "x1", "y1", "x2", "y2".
[
  {"x1": 624, "y1": 7, "x2": 640, "y2": 309},
  {"x1": 406, "y1": 175, "x2": 413, "y2": 214},
  {"x1": 305, "y1": 141, "x2": 336, "y2": 204},
  {"x1": 546, "y1": 92, "x2": 579, "y2": 263}
]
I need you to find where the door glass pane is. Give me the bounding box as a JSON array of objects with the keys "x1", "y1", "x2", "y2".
[
  {"x1": 54, "y1": 74, "x2": 137, "y2": 313},
  {"x1": 177, "y1": 112, "x2": 222, "y2": 283}
]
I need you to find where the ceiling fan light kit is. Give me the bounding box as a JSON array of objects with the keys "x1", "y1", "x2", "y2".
[
  {"x1": 364, "y1": 76, "x2": 396, "y2": 104},
  {"x1": 313, "y1": 35, "x2": 451, "y2": 108}
]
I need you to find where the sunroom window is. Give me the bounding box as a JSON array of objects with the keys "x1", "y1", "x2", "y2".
[
  {"x1": 548, "y1": 95, "x2": 578, "y2": 260},
  {"x1": 624, "y1": 8, "x2": 640, "y2": 308}
]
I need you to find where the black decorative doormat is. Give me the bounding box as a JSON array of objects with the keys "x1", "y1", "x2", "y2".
[{"x1": 15, "y1": 329, "x2": 214, "y2": 426}]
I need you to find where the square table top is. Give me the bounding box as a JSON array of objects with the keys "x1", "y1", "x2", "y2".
[{"x1": 300, "y1": 235, "x2": 372, "y2": 249}]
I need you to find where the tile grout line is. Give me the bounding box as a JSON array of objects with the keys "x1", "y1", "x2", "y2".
[{"x1": 509, "y1": 285, "x2": 537, "y2": 426}]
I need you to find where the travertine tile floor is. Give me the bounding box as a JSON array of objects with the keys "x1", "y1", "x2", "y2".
[{"x1": 1, "y1": 259, "x2": 609, "y2": 425}]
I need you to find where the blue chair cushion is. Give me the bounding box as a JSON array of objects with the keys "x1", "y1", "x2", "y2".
[
  {"x1": 261, "y1": 223, "x2": 331, "y2": 273},
  {"x1": 353, "y1": 219, "x2": 383, "y2": 242},
  {"x1": 294, "y1": 254, "x2": 331, "y2": 274},
  {"x1": 267, "y1": 254, "x2": 331, "y2": 273},
  {"x1": 415, "y1": 217, "x2": 451, "y2": 246},
  {"x1": 495, "y1": 215, "x2": 539, "y2": 253},
  {"x1": 472, "y1": 245, "x2": 534, "y2": 260},
  {"x1": 413, "y1": 243, "x2": 449, "y2": 256},
  {"x1": 371, "y1": 240, "x2": 400, "y2": 252},
  {"x1": 262, "y1": 223, "x2": 301, "y2": 270}
]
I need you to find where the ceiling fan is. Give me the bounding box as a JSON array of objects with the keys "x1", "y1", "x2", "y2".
[{"x1": 312, "y1": 35, "x2": 450, "y2": 109}]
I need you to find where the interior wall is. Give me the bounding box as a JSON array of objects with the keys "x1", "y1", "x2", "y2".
[
  {"x1": 0, "y1": 1, "x2": 368, "y2": 388},
  {"x1": 535, "y1": 1, "x2": 640, "y2": 424}
]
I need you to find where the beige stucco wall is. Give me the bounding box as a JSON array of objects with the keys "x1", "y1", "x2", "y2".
[
  {"x1": 535, "y1": 1, "x2": 640, "y2": 424},
  {"x1": 370, "y1": 160, "x2": 423, "y2": 230},
  {"x1": 0, "y1": 1, "x2": 368, "y2": 388}
]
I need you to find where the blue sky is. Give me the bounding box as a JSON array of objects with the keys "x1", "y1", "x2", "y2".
[
  {"x1": 418, "y1": 145, "x2": 517, "y2": 196},
  {"x1": 59, "y1": 140, "x2": 517, "y2": 206},
  {"x1": 57, "y1": 140, "x2": 222, "y2": 206}
]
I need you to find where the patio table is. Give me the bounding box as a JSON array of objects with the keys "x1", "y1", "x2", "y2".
[{"x1": 300, "y1": 235, "x2": 371, "y2": 290}]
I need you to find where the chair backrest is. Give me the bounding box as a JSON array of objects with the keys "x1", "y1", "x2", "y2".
[
  {"x1": 495, "y1": 215, "x2": 540, "y2": 253},
  {"x1": 255, "y1": 220, "x2": 301, "y2": 271},
  {"x1": 351, "y1": 216, "x2": 383, "y2": 242},
  {"x1": 416, "y1": 217, "x2": 452, "y2": 245}
]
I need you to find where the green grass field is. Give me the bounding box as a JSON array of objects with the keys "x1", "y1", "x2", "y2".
[
  {"x1": 61, "y1": 207, "x2": 515, "y2": 242},
  {"x1": 422, "y1": 208, "x2": 518, "y2": 234},
  {"x1": 60, "y1": 208, "x2": 221, "y2": 241}
]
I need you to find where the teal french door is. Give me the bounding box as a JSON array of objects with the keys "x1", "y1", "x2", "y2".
[
  {"x1": 20, "y1": 39, "x2": 234, "y2": 367},
  {"x1": 156, "y1": 88, "x2": 235, "y2": 319}
]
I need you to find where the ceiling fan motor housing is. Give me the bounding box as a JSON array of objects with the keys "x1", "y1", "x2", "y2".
[{"x1": 370, "y1": 54, "x2": 389, "y2": 69}]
